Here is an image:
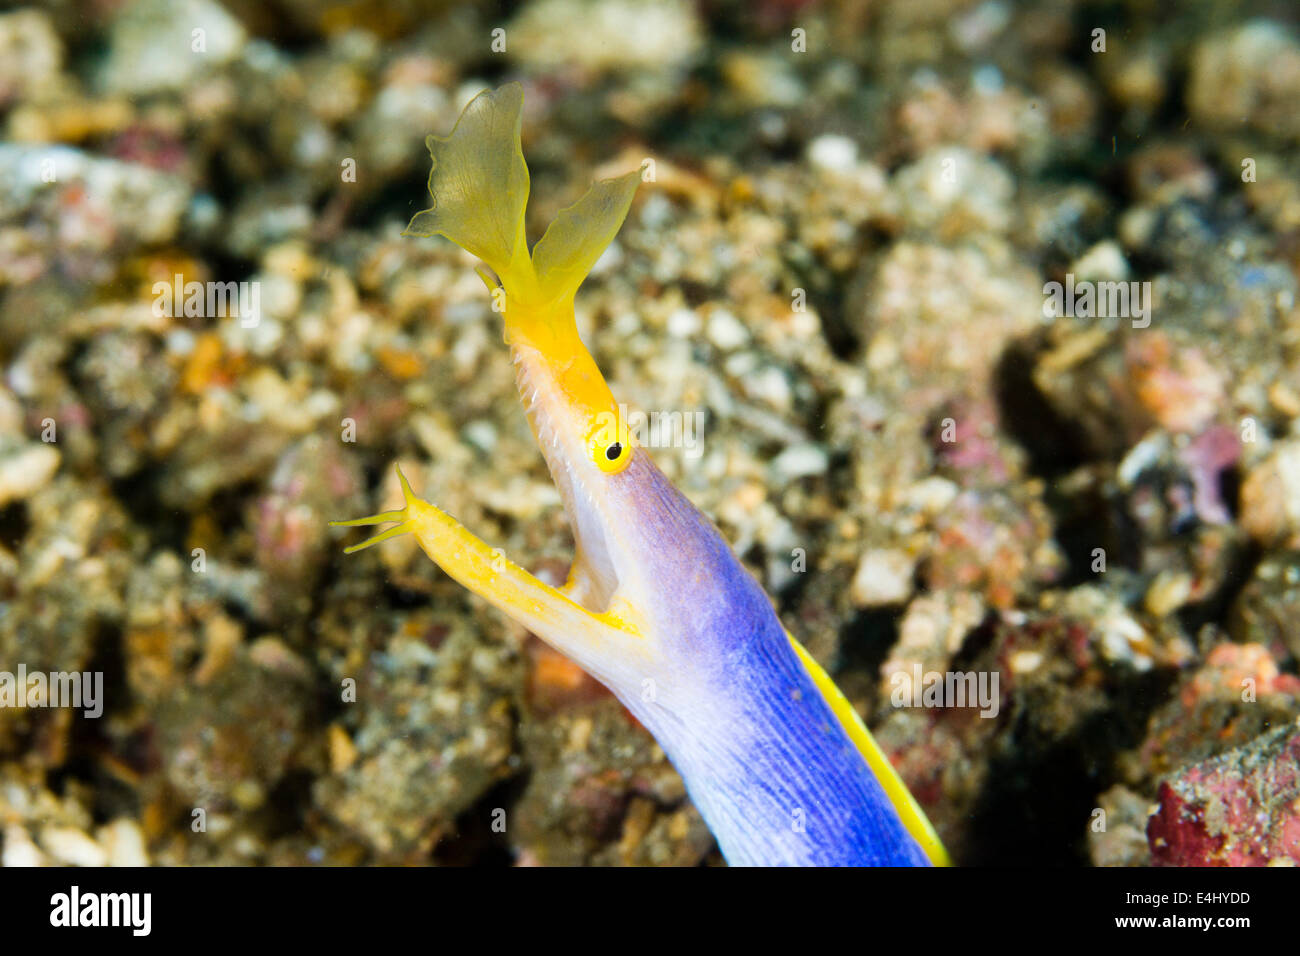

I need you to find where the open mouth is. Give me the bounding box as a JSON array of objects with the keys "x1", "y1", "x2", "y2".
[{"x1": 513, "y1": 347, "x2": 620, "y2": 613}]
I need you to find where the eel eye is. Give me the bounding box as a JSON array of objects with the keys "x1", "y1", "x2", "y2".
[{"x1": 593, "y1": 436, "x2": 633, "y2": 474}]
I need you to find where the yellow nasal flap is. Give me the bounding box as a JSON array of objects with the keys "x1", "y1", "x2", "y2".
[
  {"x1": 403, "y1": 83, "x2": 535, "y2": 297},
  {"x1": 404, "y1": 82, "x2": 641, "y2": 317}
]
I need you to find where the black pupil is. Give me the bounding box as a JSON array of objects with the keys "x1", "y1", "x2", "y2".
[{"x1": 605, "y1": 443, "x2": 622, "y2": 461}]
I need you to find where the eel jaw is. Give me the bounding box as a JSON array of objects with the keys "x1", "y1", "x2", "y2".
[
  {"x1": 329, "y1": 467, "x2": 651, "y2": 688},
  {"x1": 512, "y1": 340, "x2": 623, "y2": 613}
]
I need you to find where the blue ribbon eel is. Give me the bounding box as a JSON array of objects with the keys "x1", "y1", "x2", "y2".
[{"x1": 332, "y1": 83, "x2": 948, "y2": 867}]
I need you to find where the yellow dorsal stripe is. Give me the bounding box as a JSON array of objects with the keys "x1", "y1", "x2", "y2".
[{"x1": 788, "y1": 634, "x2": 951, "y2": 866}]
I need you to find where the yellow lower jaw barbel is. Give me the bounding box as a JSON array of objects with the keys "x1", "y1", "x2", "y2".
[
  {"x1": 331, "y1": 466, "x2": 652, "y2": 688},
  {"x1": 332, "y1": 83, "x2": 948, "y2": 867}
]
